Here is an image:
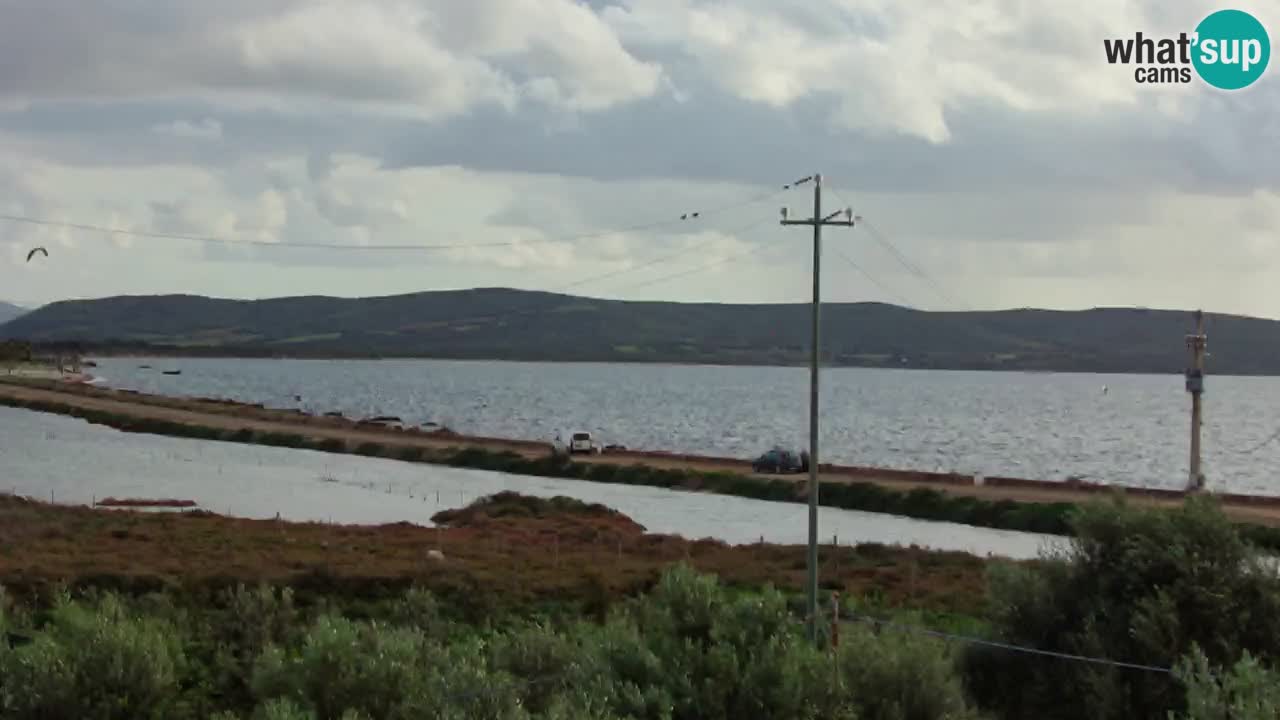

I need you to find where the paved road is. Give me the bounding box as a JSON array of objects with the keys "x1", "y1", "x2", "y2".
[{"x1": 5, "y1": 378, "x2": 1280, "y2": 527}]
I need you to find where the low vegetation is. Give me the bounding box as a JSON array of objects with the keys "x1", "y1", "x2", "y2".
[
  {"x1": 1, "y1": 493, "x2": 1278, "y2": 718},
  {"x1": 0, "y1": 491, "x2": 990, "y2": 620},
  {"x1": 0, "y1": 566, "x2": 986, "y2": 720}
]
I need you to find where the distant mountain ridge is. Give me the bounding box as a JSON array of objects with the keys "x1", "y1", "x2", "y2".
[
  {"x1": 0, "y1": 287, "x2": 1271, "y2": 374},
  {"x1": 0, "y1": 301, "x2": 26, "y2": 325}
]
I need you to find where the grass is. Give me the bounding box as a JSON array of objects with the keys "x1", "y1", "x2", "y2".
[{"x1": 6, "y1": 391, "x2": 1280, "y2": 553}]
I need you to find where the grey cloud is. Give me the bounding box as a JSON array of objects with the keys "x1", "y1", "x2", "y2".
[
  {"x1": 0, "y1": 1, "x2": 659, "y2": 118},
  {"x1": 379, "y1": 86, "x2": 1278, "y2": 196}
]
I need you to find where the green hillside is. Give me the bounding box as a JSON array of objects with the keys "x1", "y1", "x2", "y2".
[{"x1": 0, "y1": 288, "x2": 1264, "y2": 374}]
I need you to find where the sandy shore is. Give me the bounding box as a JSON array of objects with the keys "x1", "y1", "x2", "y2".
[{"x1": 4, "y1": 376, "x2": 1280, "y2": 527}]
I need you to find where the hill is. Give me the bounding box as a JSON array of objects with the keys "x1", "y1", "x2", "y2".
[
  {"x1": 0, "y1": 288, "x2": 1267, "y2": 374},
  {"x1": 0, "y1": 301, "x2": 26, "y2": 325}
]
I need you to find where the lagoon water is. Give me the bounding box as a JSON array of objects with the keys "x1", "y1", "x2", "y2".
[
  {"x1": 0, "y1": 407, "x2": 1063, "y2": 559},
  {"x1": 89, "y1": 357, "x2": 1280, "y2": 495}
]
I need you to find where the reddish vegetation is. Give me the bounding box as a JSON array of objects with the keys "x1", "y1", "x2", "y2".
[
  {"x1": 95, "y1": 497, "x2": 198, "y2": 508},
  {"x1": 431, "y1": 492, "x2": 649, "y2": 545},
  {"x1": 0, "y1": 492, "x2": 993, "y2": 617}
]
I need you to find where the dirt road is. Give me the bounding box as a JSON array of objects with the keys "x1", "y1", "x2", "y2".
[{"x1": 5, "y1": 378, "x2": 1280, "y2": 527}]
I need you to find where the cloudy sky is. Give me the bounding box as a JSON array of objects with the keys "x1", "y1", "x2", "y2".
[{"x1": 0, "y1": 0, "x2": 1277, "y2": 316}]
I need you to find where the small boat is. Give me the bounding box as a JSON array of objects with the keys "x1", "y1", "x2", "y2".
[
  {"x1": 162, "y1": 370, "x2": 182, "y2": 376},
  {"x1": 138, "y1": 365, "x2": 152, "y2": 369}
]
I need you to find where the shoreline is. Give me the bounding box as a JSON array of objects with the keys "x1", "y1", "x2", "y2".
[
  {"x1": 6, "y1": 376, "x2": 1280, "y2": 538},
  {"x1": 64, "y1": 351, "x2": 1280, "y2": 378}
]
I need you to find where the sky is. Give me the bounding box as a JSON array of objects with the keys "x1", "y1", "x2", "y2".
[{"x1": 0, "y1": 0, "x2": 1277, "y2": 316}]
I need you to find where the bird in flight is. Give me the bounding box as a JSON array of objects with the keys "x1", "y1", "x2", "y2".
[{"x1": 25, "y1": 247, "x2": 47, "y2": 262}]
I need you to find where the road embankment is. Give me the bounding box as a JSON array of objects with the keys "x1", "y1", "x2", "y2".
[{"x1": 5, "y1": 377, "x2": 1280, "y2": 543}]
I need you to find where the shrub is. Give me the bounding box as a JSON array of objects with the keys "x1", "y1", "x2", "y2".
[
  {"x1": 968, "y1": 496, "x2": 1280, "y2": 720},
  {"x1": 0, "y1": 594, "x2": 186, "y2": 720},
  {"x1": 250, "y1": 615, "x2": 526, "y2": 720},
  {"x1": 1172, "y1": 647, "x2": 1280, "y2": 720},
  {"x1": 838, "y1": 621, "x2": 980, "y2": 720},
  {"x1": 251, "y1": 615, "x2": 424, "y2": 719}
]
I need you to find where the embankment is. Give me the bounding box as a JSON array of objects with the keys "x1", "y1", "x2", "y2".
[{"x1": 5, "y1": 377, "x2": 1280, "y2": 549}]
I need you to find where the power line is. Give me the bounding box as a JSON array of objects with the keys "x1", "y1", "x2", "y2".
[
  {"x1": 820, "y1": 188, "x2": 971, "y2": 311},
  {"x1": 3, "y1": 182, "x2": 802, "y2": 339},
  {"x1": 394, "y1": 218, "x2": 783, "y2": 333},
  {"x1": 607, "y1": 222, "x2": 785, "y2": 294},
  {"x1": 555, "y1": 214, "x2": 779, "y2": 293},
  {"x1": 0, "y1": 214, "x2": 508, "y2": 252},
  {"x1": 0, "y1": 188, "x2": 791, "y2": 256},
  {"x1": 827, "y1": 244, "x2": 916, "y2": 309},
  {"x1": 843, "y1": 616, "x2": 1173, "y2": 674},
  {"x1": 378, "y1": 186, "x2": 803, "y2": 330},
  {"x1": 1206, "y1": 422, "x2": 1280, "y2": 456},
  {"x1": 860, "y1": 220, "x2": 971, "y2": 310}
]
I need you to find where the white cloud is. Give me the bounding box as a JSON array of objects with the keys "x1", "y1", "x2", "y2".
[{"x1": 602, "y1": 0, "x2": 1218, "y2": 142}]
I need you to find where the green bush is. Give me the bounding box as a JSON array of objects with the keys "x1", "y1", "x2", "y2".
[
  {"x1": 0, "y1": 564, "x2": 1005, "y2": 719},
  {"x1": 1172, "y1": 647, "x2": 1280, "y2": 720},
  {"x1": 0, "y1": 594, "x2": 186, "y2": 720},
  {"x1": 967, "y1": 496, "x2": 1280, "y2": 720},
  {"x1": 251, "y1": 616, "x2": 526, "y2": 720},
  {"x1": 837, "y1": 622, "x2": 980, "y2": 720}
]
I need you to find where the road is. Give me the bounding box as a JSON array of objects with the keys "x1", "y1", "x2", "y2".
[{"x1": 5, "y1": 378, "x2": 1280, "y2": 527}]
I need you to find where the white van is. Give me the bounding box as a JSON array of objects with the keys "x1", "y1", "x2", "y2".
[{"x1": 569, "y1": 431, "x2": 598, "y2": 454}]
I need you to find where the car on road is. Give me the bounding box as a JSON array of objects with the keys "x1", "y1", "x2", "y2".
[
  {"x1": 569, "y1": 431, "x2": 600, "y2": 454},
  {"x1": 751, "y1": 447, "x2": 809, "y2": 474}
]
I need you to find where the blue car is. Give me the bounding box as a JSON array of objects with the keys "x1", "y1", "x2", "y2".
[{"x1": 752, "y1": 447, "x2": 809, "y2": 474}]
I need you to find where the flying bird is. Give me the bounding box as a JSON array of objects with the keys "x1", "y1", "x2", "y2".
[{"x1": 25, "y1": 247, "x2": 47, "y2": 263}]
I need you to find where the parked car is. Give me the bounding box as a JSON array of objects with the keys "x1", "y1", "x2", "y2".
[
  {"x1": 752, "y1": 447, "x2": 809, "y2": 474},
  {"x1": 569, "y1": 431, "x2": 601, "y2": 454}
]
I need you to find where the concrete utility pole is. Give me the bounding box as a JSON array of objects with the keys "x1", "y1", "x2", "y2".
[
  {"x1": 781, "y1": 174, "x2": 858, "y2": 645},
  {"x1": 1185, "y1": 309, "x2": 1207, "y2": 492}
]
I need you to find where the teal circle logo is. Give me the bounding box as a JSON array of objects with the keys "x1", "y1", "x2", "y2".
[{"x1": 1192, "y1": 9, "x2": 1270, "y2": 90}]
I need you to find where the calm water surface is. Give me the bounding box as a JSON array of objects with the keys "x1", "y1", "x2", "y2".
[
  {"x1": 88, "y1": 358, "x2": 1280, "y2": 494},
  {"x1": 0, "y1": 407, "x2": 1062, "y2": 559}
]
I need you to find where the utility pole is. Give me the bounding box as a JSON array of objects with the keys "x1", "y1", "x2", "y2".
[
  {"x1": 781, "y1": 174, "x2": 857, "y2": 645},
  {"x1": 1185, "y1": 309, "x2": 1207, "y2": 492}
]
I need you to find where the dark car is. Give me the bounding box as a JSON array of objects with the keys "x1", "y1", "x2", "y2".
[{"x1": 752, "y1": 447, "x2": 809, "y2": 474}]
